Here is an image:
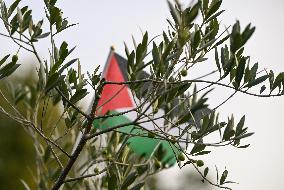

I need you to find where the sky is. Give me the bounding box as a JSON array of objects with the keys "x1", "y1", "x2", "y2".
[{"x1": 1, "y1": 0, "x2": 284, "y2": 189}]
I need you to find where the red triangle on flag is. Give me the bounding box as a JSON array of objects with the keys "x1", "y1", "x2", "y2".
[{"x1": 97, "y1": 52, "x2": 134, "y2": 115}]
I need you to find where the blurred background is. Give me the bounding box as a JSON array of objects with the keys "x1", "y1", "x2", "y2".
[{"x1": 0, "y1": 0, "x2": 284, "y2": 189}]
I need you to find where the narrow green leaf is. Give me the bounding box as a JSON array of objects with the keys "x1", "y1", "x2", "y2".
[
  {"x1": 250, "y1": 62, "x2": 258, "y2": 81},
  {"x1": 220, "y1": 170, "x2": 228, "y2": 185},
  {"x1": 124, "y1": 42, "x2": 130, "y2": 58},
  {"x1": 202, "y1": 0, "x2": 209, "y2": 12},
  {"x1": 50, "y1": 6, "x2": 62, "y2": 26},
  {"x1": 215, "y1": 48, "x2": 221, "y2": 75},
  {"x1": 234, "y1": 132, "x2": 254, "y2": 140},
  {"x1": 8, "y1": 0, "x2": 21, "y2": 17},
  {"x1": 168, "y1": 1, "x2": 181, "y2": 25},
  {"x1": 237, "y1": 144, "x2": 250, "y2": 148},
  {"x1": 152, "y1": 42, "x2": 161, "y2": 66},
  {"x1": 205, "y1": 10, "x2": 224, "y2": 24},
  {"x1": 235, "y1": 115, "x2": 245, "y2": 137},
  {"x1": 142, "y1": 32, "x2": 148, "y2": 48},
  {"x1": 230, "y1": 21, "x2": 242, "y2": 53},
  {"x1": 260, "y1": 85, "x2": 266, "y2": 94},
  {"x1": 205, "y1": 0, "x2": 222, "y2": 20},
  {"x1": 220, "y1": 45, "x2": 229, "y2": 69},
  {"x1": 204, "y1": 167, "x2": 209, "y2": 177},
  {"x1": 186, "y1": 2, "x2": 200, "y2": 24},
  {"x1": 1, "y1": 1, "x2": 8, "y2": 20},
  {"x1": 162, "y1": 40, "x2": 174, "y2": 61},
  {"x1": 242, "y1": 24, "x2": 255, "y2": 46},
  {"x1": 201, "y1": 115, "x2": 210, "y2": 132},
  {"x1": 235, "y1": 56, "x2": 246, "y2": 88},
  {"x1": 223, "y1": 129, "x2": 235, "y2": 141},
  {"x1": 36, "y1": 32, "x2": 50, "y2": 39},
  {"x1": 190, "y1": 144, "x2": 206, "y2": 154},
  {"x1": 58, "y1": 58, "x2": 78, "y2": 74},
  {"x1": 59, "y1": 41, "x2": 68, "y2": 61},
  {"x1": 223, "y1": 117, "x2": 235, "y2": 141},
  {"x1": 17, "y1": 7, "x2": 23, "y2": 24},
  {"x1": 192, "y1": 30, "x2": 201, "y2": 50},
  {"x1": 244, "y1": 66, "x2": 250, "y2": 83},
  {"x1": 128, "y1": 51, "x2": 135, "y2": 67},
  {"x1": 244, "y1": 75, "x2": 269, "y2": 88},
  {"x1": 70, "y1": 89, "x2": 88, "y2": 104},
  {"x1": 272, "y1": 72, "x2": 284, "y2": 92},
  {"x1": 0, "y1": 62, "x2": 20, "y2": 79},
  {"x1": 0, "y1": 55, "x2": 10, "y2": 66}
]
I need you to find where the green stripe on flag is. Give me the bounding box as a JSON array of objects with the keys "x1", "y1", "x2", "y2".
[{"x1": 93, "y1": 111, "x2": 177, "y2": 165}]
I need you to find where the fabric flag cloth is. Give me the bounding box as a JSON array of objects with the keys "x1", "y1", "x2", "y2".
[{"x1": 93, "y1": 48, "x2": 177, "y2": 165}]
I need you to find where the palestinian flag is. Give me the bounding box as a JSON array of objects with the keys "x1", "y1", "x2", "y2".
[{"x1": 94, "y1": 48, "x2": 177, "y2": 165}]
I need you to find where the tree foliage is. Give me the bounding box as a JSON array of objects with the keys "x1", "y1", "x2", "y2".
[{"x1": 0, "y1": 0, "x2": 283, "y2": 189}]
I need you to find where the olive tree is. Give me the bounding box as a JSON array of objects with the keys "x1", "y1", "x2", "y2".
[{"x1": 0, "y1": 0, "x2": 283, "y2": 189}]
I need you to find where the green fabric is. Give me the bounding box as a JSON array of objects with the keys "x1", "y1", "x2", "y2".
[{"x1": 93, "y1": 111, "x2": 177, "y2": 165}]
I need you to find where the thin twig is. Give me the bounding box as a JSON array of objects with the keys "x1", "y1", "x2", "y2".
[{"x1": 64, "y1": 168, "x2": 107, "y2": 183}]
